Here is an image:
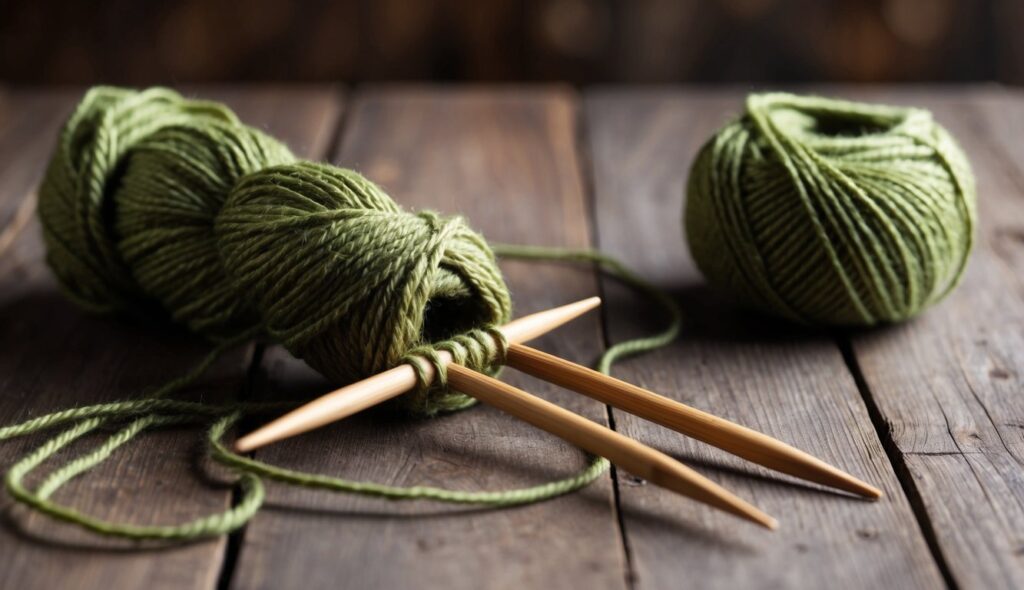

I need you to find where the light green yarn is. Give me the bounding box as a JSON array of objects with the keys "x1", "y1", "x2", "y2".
[
  {"x1": 686, "y1": 92, "x2": 976, "y2": 326},
  {"x1": 0, "y1": 87, "x2": 682, "y2": 542}
]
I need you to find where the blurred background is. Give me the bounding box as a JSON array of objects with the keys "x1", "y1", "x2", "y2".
[{"x1": 1, "y1": 0, "x2": 1021, "y2": 85}]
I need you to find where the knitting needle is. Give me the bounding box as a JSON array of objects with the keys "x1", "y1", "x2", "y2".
[
  {"x1": 239, "y1": 299, "x2": 878, "y2": 501},
  {"x1": 503, "y1": 344, "x2": 883, "y2": 499},
  {"x1": 444, "y1": 363, "x2": 778, "y2": 529},
  {"x1": 235, "y1": 297, "x2": 602, "y2": 452}
]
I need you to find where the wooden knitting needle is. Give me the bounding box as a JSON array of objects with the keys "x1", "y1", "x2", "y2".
[
  {"x1": 238, "y1": 297, "x2": 876, "y2": 498},
  {"x1": 235, "y1": 297, "x2": 602, "y2": 452},
  {"x1": 444, "y1": 363, "x2": 778, "y2": 529},
  {"x1": 504, "y1": 344, "x2": 883, "y2": 499}
]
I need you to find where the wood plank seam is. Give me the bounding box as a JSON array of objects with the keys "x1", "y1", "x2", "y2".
[
  {"x1": 214, "y1": 342, "x2": 267, "y2": 590},
  {"x1": 227, "y1": 87, "x2": 629, "y2": 588},
  {"x1": 838, "y1": 340, "x2": 958, "y2": 590},
  {"x1": 583, "y1": 89, "x2": 946, "y2": 589},
  {"x1": 956, "y1": 363, "x2": 1024, "y2": 471},
  {"x1": 209, "y1": 86, "x2": 348, "y2": 590},
  {"x1": 558, "y1": 87, "x2": 646, "y2": 577},
  {"x1": 843, "y1": 90, "x2": 1024, "y2": 588},
  {"x1": 0, "y1": 88, "x2": 247, "y2": 589},
  {"x1": 571, "y1": 91, "x2": 640, "y2": 589}
]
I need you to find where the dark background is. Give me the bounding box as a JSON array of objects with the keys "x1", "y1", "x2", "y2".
[{"x1": 1, "y1": 0, "x2": 1022, "y2": 85}]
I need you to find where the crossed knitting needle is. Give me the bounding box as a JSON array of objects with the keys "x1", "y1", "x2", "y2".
[{"x1": 236, "y1": 297, "x2": 882, "y2": 529}]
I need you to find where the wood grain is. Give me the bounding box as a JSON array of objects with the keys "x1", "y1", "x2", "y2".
[
  {"x1": 0, "y1": 87, "x2": 338, "y2": 589},
  {"x1": 839, "y1": 87, "x2": 1024, "y2": 589},
  {"x1": 230, "y1": 87, "x2": 628, "y2": 590},
  {"x1": 2, "y1": 85, "x2": 1021, "y2": 589},
  {"x1": 505, "y1": 342, "x2": 882, "y2": 499},
  {"x1": 0, "y1": 89, "x2": 241, "y2": 589},
  {"x1": 0, "y1": 91, "x2": 68, "y2": 259},
  {"x1": 233, "y1": 297, "x2": 603, "y2": 452},
  {"x1": 443, "y1": 362, "x2": 779, "y2": 530},
  {"x1": 583, "y1": 89, "x2": 945, "y2": 588}
]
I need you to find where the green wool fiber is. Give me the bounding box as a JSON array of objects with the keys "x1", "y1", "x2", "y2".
[
  {"x1": 39, "y1": 86, "x2": 512, "y2": 414},
  {"x1": 686, "y1": 93, "x2": 976, "y2": 326},
  {"x1": 5, "y1": 87, "x2": 683, "y2": 541}
]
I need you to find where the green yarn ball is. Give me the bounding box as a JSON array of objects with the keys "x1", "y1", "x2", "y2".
[
  {"x1": 685, "y1": 93, "x2": 976, "y2": 326},
  {"x1": 39, "y1": 87, "x2": 512, "y2": 413}
]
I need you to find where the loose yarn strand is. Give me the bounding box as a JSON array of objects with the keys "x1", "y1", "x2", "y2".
[
  {"x1": 2, "y1": 334, "x2": 262, "y2": 539},
  {"x1": 491, "y1": 244, "x2": 682, "y2": 373},
  {"x1": 206, "y1": 412, "x2": 610, "y2": 506},
  {"x1": 13, "y1": 87, "x2": 972, "y2": 544},
  {"x1": 0, "y1": 246, "x2": 677, "y2": 542}
]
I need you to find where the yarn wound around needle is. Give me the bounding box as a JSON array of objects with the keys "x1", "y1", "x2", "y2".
[
  {"x1": 1, "y1": 87, "x2": 680, "y2": 541},
  {"x1": 0, "y1": 87, "x2": 975, "y2": 542},
  {"x1": 39, "y1": 86, "x2": 513, "y2": 415}
]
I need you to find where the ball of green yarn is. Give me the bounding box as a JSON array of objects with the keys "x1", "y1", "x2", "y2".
[
  {"x1": 38, "y1": 87, "x2": 512, "y2": 413},
  {"x1": 685, "y1": 93, "x2": 976, "y2": 326}
]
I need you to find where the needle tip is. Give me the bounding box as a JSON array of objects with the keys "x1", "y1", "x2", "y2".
[
  {"x1": 578, "y1": 297, "x2": 602, "y2": 314},
  {"x1": 842, "y1": 475, "x2": 884, "y2": 500},
  {"x1": 743, "y1": 507, "x2": 779, "y2": 530},
  {"x1": 234, "y1": 434, "x2": 261, "y2": 453}
]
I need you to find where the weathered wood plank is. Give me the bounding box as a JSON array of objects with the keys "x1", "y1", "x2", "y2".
[
  {"x1": 0, "y1": 88, "x2": 246, "y2": 589},
  {"x1": 840, "y1": 87, "x2": 1024, "y2": 589},
  {"x1": 0, "y1": 87, "x2": 338, "y2": 589},
  {"x1": 231, "y1": 87, "x2": 627, "y2": 590},
  {"x1": 187, "y1": 85, "x2": 343, "y2": 159},
  {"x1": 0, "y1": 91, "x2": 69, "y2": 258},
  {"x1": 584, "y1": 89, "x2": 945, "y2": 588}
]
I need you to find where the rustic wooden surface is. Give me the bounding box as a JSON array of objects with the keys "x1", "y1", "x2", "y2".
[
  {"x1": 231, "y1": 88, "x2": 625, "y2": 590},
  {"x1": 0, "y1": 85, "x2": 1020, "y2": 589},
  {"x1": 584, "y1": 89, "x2": 944, "y2": 588},
  {"x1": 0, "y1": 90, "x2": 245, "y2": 589},
  {"x1": 842, "y1": 88, "x2": 1024, "y2": 590}
]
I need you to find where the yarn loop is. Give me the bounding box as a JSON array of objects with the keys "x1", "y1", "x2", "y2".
[
  {"x1": 686, "y1": 93, "x2": 976, "y2": 326},
  {"x1": 4, "y1": 87, "x2": 683, "y2": 542}
]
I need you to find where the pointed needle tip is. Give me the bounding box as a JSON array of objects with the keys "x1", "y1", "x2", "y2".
[
  {"x1": 743, "y1": 507, "x2": 779, "y2": 530},
  {"x1": 845, "y1": 476, "x2": 884, "y2": 500},
  {"x1": 233, "y1": 435, "x2": 261, "y2": 453}
]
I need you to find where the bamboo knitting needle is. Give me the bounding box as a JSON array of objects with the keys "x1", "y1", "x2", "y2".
[
  {"x1": 504, "y1": 344, "x2": 883, "y2": 499},
  {"x1": 240, "y1": 298, "x2": 878, "y2": 500},
  {"x1": 444, "y1": 363, "x2": 778, "y2": 529},
  {"x1": 235, "y1": 297, "x2": 602, "y2": 452}
]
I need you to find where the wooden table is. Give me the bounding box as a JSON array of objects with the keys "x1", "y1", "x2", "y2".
[{"x1": 0, "y1": 86, "x2": 1020, "y2": 589}]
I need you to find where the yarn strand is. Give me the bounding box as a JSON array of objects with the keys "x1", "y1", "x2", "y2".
[
  {"x1": 686, "y1": 93, "x2": 975, "y2": 326},
  {"x1": 0, "y1": 247, "x2": 680, "y2": 543}
]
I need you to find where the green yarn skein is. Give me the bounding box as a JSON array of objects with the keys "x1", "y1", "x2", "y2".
[
  {"x1": 39, "y1": 87, "x2": 512, "y2": 413},
  {"x1": 686, "y1": 93, "x2": 976, "y2": 326},
  {"x1": 3, "y1": 86, "x2": 685, "y2": 542}
]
